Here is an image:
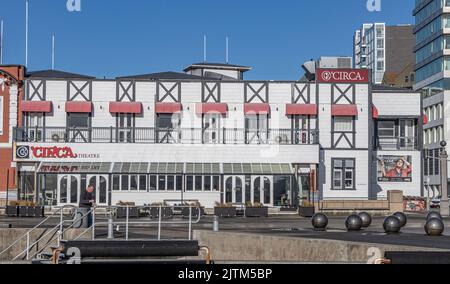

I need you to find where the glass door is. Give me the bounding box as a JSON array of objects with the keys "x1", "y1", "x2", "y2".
[
  {"x1": 223, "y1": 176, "x2": 244, "y2": 204},
  {"x1": 87, "y1": 175, "x2": 109, "y2": 206},
  {"x1": 203, "y1": 114, "x2": 221, "y2": 144},
  {"x1": 26, "y1": 113, "x2": 43, "y2": 142},
  {"x1": 399, "y1": 119, "x2": 416, "y2": 149},
  {"x1": 251, "y1": 176, "x2": 273, "y2": 206},
  {"x1": 118, "y1": 113, "x2": 134, "y2": 143},
  {"x1": 57, "y1": 175, "x2": 80, "y2": 206}
]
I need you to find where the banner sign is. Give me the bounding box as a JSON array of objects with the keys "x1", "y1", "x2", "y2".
[
  {"x1": 377, "y1": 155, "x2": 412, "y2": 182},
  {"x1": 316, "y1": 69, "x2": 370, "y2": 83}
]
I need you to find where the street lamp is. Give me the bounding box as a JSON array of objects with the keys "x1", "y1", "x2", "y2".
[{"x1": 440, "y1": 141, "x2": 449, "y2": 217}]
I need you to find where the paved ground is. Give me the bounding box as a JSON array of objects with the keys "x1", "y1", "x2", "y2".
[{"x1": 2, "y1": 213, "x2": 450, "y2": 250}]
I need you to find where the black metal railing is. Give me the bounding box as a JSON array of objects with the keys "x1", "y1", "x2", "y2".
[
  {"x1": 376, "y1": 137, "x2": 418, "y2": 150},
  {"x1": 14, "y1": 127, "x2": 319, "y2": 145}
]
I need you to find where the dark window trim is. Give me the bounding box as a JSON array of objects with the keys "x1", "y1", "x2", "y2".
[{"x1": 331, "y1": 158, "x2": 356, "y2": 191}]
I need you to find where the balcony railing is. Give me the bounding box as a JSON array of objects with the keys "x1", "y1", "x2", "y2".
[
  {"x1": 376, "y1": 137, "x2": 418, "y2": 150},
  {"x1": 14, "y1": 127, "x2": 319, "y2": 145}
]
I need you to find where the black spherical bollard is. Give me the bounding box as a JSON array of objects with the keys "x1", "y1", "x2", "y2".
[
  {"x1": 345, "y1": 214, "x2": 363, "y2": 231},
  {"x1": 358, "y1": 212, "x2": 372, "y2": 228},
  {"x1": 427, "y1": 212, "x2": 443, "y2": 221},
  {"x1": 425, "y1": 218, "x2": 445, "y2": 236},
  {"x1": 312, "y1": 213, "x2": 328, "y2": 231},
  {"x1": 384, "y1": 216, "x2": 402, "y2": 234},
  {"x1": 393, "y1": 212, "x2": 407, "y2": 228}
]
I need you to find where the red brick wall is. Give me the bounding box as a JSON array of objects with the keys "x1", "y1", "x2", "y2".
[{"x1": 0, "y1": 66, "x2": 25, "y2": 192}]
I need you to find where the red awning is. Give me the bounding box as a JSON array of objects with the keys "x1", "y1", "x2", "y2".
[
  {"x1": 65, "y1": 101, "x2": 93, "y2": 113},
  {"x1": 372, "y1": 106, "x2": 379, "y2": 119},
  {"x1": 21, "y1": 101, "x2": 52, "y2": 113},
  {"x1": 244, "y1": 103, "x2": 270, "y2": 115},
  {"x1": 286, "y1": 104, "x2": 317, "y2": 115},
  {"x1": 155, "y1": 102, "x2": 182, "y2": 114},
  {"x1": 331, "y1": 105, "x2": 358, "y2": 116},
  {"x1": 196, "y1": 103, "x2": 228, "y2": 115},
  {"x1": 109, "y1": 102, "x2": 142, "y2": 114}
]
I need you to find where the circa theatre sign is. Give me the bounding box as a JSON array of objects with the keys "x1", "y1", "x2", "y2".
[{"x1": 316, "y1": 69, "x2": 370, "y2": 84}]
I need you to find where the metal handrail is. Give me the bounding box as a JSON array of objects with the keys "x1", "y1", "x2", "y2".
[
  {"x1": 26, "y1": 208, "x2": 95, "y2": 261},
  {"x1": 0, "y1": 205, "x2": 78, "y2": 259},
  {"x1": 74, "y1": 205, "x2": 203, "y2": 241}
]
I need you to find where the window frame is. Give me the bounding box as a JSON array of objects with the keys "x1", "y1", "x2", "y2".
[{"x1": 331, "y1": 158, "x2": 356, "y2": 191}]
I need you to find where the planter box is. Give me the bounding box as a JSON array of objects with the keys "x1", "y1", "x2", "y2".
[
  {"x1": 181, "y1": 207, "x2": 205, "y2": 219},
  {"x1": 299, "y1": 206, "x2": 315, "y2": 217},
  {"x1": 214, "y1": 207, "x2": 237, "y2": 218},
  {"x1": 6, "y1": 206, "x2": 18, "y2": 217},
  {"x1": 33, "y1": 206, "x2": 45, "y2": 218},
  {"x1": 150, "y1": 207, "x2": 174, "y2": 219},
  {"x1": 245, "y1": 207, "x2": 269, "y2": 218},
  {"x1": 18, "y1": 206, "x2": 37, "y2": 217},
  {"x1": 116, "y1": 207, "x2": 139, "y2": 219}
]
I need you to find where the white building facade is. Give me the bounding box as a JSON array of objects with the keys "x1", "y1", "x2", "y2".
[{"x1": 8, "y1": 64, "x2": 423, "y2": 208}]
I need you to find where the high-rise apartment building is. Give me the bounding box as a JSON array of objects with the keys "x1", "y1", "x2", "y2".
[
  {"x1": 414, "y1": 0, "x2": 450, "y2": 198},
  {"x1": 354, "y1": 23, "x2": 415, "y2": 85}
]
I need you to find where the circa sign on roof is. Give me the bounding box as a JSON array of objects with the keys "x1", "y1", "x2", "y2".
[{"x1": 316, "y1": 69, "x2": 369, "y2": 83}]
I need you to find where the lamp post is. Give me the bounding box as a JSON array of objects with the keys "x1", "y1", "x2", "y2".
[{"x1": 440, "y1": 141, "x2": 449, "y2": 217}]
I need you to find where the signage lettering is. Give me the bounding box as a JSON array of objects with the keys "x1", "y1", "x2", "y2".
[
  {"x1": 317, "y1": 69, "x2": 369, "y2": 83},
  {"x1": 31, "y1": 146, "x2": 78, "y2": 159}
]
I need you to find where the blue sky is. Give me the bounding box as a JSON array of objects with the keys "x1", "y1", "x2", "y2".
[{"x1": 0, "y1": 0, "x2": 414, "y2": 80}]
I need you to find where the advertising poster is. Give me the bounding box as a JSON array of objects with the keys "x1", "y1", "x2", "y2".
[{"x1": 377, "y1": 155, "x2": 412, "y2": 182}]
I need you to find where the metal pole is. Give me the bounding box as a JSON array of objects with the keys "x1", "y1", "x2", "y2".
[
  {"x1": 157, "y1": 206, "x2": 162, "y2": 240},
  {"x1": 125, "y1": 206, "x2": 129, "y2": 240},
  {"x1": 107, "y1": 214, "x2": 114, "y2": 239},
  {"x1": 92, "y1": 207, "x2": 96, "y2": 240},
  {"x1": 440, "y1": 143, "x2": 449, "y2": 216},
  {"x1": 5, "y1": 169, "x2": 9, "y2": 206},
  {"x1": 203, "y1": 35, "x2": 207, "y2": 63},
  {"x1": 26, "y1": 232, "x2": 30, "y2": 260},
  {"x1": 51, "y1": 34, "x2": 55, "y2": 70},
  {"x1": 188, "y1": 207, "x2": 192, "y2": 240},
  {"x1": 0, "y1": 20, "x2": 4, "y2": 65},
  {"x1": 25, "y1": 0, "x2": 29, "y2": 68},
  {"x1": 213, "y1": 215, "x2": 219, "y2": 232}
]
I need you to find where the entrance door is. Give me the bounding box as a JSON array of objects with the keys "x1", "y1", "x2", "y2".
[
  {"x1": 203, "y1": 114, "x2": 221, "y2": 144},
  {"x1": 399, "y1": 119, "x2": 415, "y2": 149},
  {"x1": 87, "y1": 175, "x2": 109, "y2": 206},
  {"x1": 57, "y1": 175, "x2": 80, "y2": 206},
  {"x1": 224, "y1": 176, "x2": 244, "y2": 204},
  {"x1": 252, "y1": 176, "x2": 273, "y2": 206}
]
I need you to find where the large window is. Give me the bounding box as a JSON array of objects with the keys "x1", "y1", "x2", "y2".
[
  {"x1": 67, "y1": 113, "x2": 90, "y2": 128},
  {"x1": 112, "y1": 174, "x2": 147, "y2": 192},
  {"x1": 332, "y1": 159, "x2": 355, "y2": 190},
  {"x1": 334, "y1": 117, "x2": 353, "y2": 132}
]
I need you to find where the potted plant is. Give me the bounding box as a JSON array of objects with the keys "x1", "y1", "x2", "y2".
[
  {"x1": 299, "y1": 201, "x2": 315, "y2": 217},
  {"x1": 181, "y1": 202, "x2": 205, "y2": 219},
  {"x1": 150, "y1": 203, "x2": 174, "y2": 219},
  {"x1": 116, "y1": 201, "x2": 139, "y2": 219},
  {"x1": 245, "y1": 202, "x2": 269, "y2": 218},
  {"x1": 214, "y1": 203, "x2": 237, "y2": 218}
]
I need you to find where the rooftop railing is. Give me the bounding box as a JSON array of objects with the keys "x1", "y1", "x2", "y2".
[{"x1": 13, "y1": 127, "x2": 319, "y2": 145}]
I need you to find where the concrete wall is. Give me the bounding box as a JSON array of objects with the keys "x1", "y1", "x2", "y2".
[{"x1": 193, "y1": 230, "x2": 445, "y2": 263}]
